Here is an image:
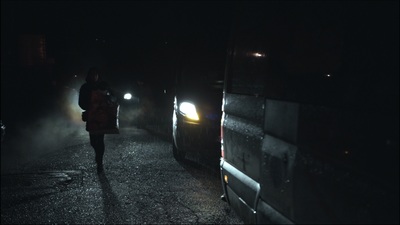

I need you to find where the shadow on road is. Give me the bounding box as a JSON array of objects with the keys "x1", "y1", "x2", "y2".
[{"x1": 98, "y1": 172, "x2": 128, "y2": 224}]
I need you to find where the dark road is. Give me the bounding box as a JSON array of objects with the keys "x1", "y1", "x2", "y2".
[{"x1": 1, "y1": 125, "x2": 242, "y2": 224}]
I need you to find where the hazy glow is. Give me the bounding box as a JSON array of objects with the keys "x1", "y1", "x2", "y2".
[
  {"x1": 252, "y1": 52, "x2": 265, "y2": 57},
  {"x1": 57, "y1": 75, "x2": 85, "y2": 124},
  {"x1": 179, "y1": 102, "x2": 199, "y2": 120},
  {"x1": 124, "y1": 93, "x2": 132, "y2": 100}
]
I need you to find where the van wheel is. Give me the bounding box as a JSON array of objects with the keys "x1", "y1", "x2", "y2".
[{"x1": 172, "y1": 139, "x2": 186, "y2": 161}]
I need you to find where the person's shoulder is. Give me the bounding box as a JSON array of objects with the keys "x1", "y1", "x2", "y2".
[
  {"x1": 98, "y1": 81, "x2": 110, "y2": 89},
  {"x1": 80, "y1": 82, "x2": 92, "y2": 91}
]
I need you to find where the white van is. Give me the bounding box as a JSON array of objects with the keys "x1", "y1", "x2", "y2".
[{"x1": 220, "y1": 1, "x2": 399, "y2": 224}]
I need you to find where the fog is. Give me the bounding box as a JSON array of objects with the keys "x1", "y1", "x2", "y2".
[{"x1": 1, "y1": 80, "x2": 89, "y2": 172}]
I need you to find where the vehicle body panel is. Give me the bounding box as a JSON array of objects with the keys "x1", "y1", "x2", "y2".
[{"x1": 220, "y1": 1, "x2": 399, "y2": 224}]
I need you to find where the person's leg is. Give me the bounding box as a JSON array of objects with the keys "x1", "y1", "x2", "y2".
[{"x1": 89, "y1": 133, "x2": 105, "y2": 172}]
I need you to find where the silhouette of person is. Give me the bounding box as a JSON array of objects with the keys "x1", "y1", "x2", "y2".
[{"x1": 79, "y1": 67, "x2": 118, "y2": 173}]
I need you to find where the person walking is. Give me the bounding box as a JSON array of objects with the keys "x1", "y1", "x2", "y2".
[{"x1": 79, "y1": 67, "x2": 119, "y2": 173}]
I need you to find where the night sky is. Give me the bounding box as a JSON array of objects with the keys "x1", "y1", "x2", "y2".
[{"x1": 1, "y1": 1, "x2": 233, "y2": 80}]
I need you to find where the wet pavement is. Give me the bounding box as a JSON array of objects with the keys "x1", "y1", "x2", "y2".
[{"x1": 1, "y1": 125, "x2": 243, "y2": 224}]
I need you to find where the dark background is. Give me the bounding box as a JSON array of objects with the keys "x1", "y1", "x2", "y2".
[{"x1": 1, "y1": 1, "x2": 233, "y2": 131}]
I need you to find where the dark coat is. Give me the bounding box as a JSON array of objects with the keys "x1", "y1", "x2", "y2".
[
  {"x1": 78, "y1": 81, "x2": 110, "y2": 110},
  {"x1": 78, "y1": 81, "x2": 119, "y2": 134}
]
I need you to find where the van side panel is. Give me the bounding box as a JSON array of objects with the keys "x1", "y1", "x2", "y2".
[
  {"x1": 222, "y1": 1, "x2": 398, "y2": 224},
  {"x1": 221, "y1": 160, "x2": 258, "y2": 224},
  {"x1": 257, "y1": 200, "x2": 294, "y2": 224},
  {"x1": 259, "y1": 100, "x2": 298, "y2": 220},
  {"x1": 222, "y1": 93, "x2": 264, "y2": 181},
  {"x1": 291, "y1": 105, "x2": 399, "y2": 224},
  {"x1": 221, "y1": 93, "x2": 264, "y2": 220},
  {"x1": 260, "y1": 100, "x2": 399, "y2": 224}
]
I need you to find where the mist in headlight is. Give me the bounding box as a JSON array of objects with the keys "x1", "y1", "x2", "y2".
[{"x1": 57, "y1": 73, "x2": 85, "y2": 125}]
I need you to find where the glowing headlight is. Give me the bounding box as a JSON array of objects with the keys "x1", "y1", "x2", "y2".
[
  {"x1": 124, "y1": 93, "x2": 132, "y2": 100},
  {"x1": 179, "y1": 102, "x2": 199, "y2": 121}
]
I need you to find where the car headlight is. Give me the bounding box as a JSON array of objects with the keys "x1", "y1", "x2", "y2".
[
  {"x1": 124, "y1": 93, "x2": 132, "y2": 100},
  {"x1": 179, "y1": 102, "x2": 199, "y2": 121}
]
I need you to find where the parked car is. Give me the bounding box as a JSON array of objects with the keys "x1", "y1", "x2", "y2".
[
  {"x1": 171, "y1": 12, "x2": 230, "y2": 169},
  {"x1": 172, "y1": 78, "x2": 223, "y2": 168},
  {"x1": 220, "y1": 1, "x2": 399, "y2": 224}
]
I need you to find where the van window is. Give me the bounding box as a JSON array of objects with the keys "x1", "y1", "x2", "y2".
[{"x1": 227, "y1": 2, "x2": 398, "y2": 111}]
